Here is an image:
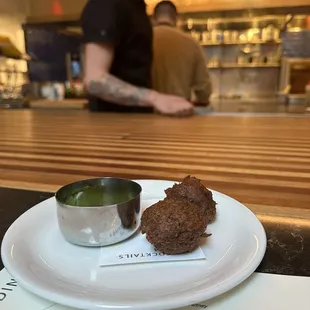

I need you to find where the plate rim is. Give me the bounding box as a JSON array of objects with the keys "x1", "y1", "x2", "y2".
[{"x1": 1, "y1": 179, "x2": 267, "y2": 310}]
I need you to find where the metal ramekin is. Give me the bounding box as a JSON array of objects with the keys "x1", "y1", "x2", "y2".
[{"x1": 55, "y1": 177, "x2": 142, "y2": 247}]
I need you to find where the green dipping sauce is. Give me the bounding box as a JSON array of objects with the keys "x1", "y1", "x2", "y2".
[{"x1": 64, "y1": 185, "x2": 134, "y2": 207}]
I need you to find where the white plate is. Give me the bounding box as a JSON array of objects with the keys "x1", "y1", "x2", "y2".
[{"x1": 1, "y1": 180, "x2": 266, "y2": 310}]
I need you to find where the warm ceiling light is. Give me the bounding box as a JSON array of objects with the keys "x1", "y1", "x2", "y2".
[{"x1": 52, "y1": 0, "x2": 64, "y2": 15}]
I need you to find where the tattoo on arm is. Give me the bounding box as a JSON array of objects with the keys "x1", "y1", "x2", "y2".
[{"x1": 87, "y1": 73, "x2": 150, "y2": 107}]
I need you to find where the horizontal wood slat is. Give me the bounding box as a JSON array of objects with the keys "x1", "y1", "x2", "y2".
[{"x1": 1, "y1": 110, "x2": 310, "y2": 217}]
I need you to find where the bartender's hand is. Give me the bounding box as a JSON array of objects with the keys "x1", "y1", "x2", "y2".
[{"x1": 152, "y1": 93, "x2": 194, "y2": 117}]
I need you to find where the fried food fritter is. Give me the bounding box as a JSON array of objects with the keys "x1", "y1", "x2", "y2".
[
  {"x1": 141, "y1": 176, "x2": 216, "y2": 255},
  {"x1": 141, "y1": 198, "x2": 207, "y2": 255},
  {"x1": 165, "y1": 176, "x2": 216, "y2": 223}
]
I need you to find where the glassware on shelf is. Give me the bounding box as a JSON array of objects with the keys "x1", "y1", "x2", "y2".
[
  {"x1": 211, "y1": 29, "x2": 223, "y2": 43},
  {"x1": 247, "y1": 28, "x2": 261, "y2": 42},
  {"x1": 239, "y1": 32, "x2": 248, "y2": 43},
  {"x1": 223, "y1": 30, "x2": 240, "y2": 43},
  {"x1": 223, "y1": 30, "x2": 231, "y2": 43},
  {"x1": 208, "y1": 57, "x2": 220, "y2": 68},
  {"x1": 190, "y1": 30, "x2": 201, "y2": 42},
  {"x1": 237, "y1": 55, "x2": 246, "y2": 65},
  {"x1": 231, "y1": 31, "x2": 239, "y2": 42},
  {"x1": 262, "y1": 25, "x2": 280, "y2": 42},
  {"x1": 202, "y1": 31, "x2": 211, "y2": 44},
  {"x1": 187, "y1": 19, "x2": 194, "y2": 30},
  {"x1": 266, "y1": 54, "x2": 279, "y2": 64}
]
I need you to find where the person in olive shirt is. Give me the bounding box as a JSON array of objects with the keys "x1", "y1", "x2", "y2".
[
  {"x1": 152, "y1": 1, "x2": 212, "y2": 105},
  {"x1": 81, "y1": 0, "x2": 193, "y2": 116}
]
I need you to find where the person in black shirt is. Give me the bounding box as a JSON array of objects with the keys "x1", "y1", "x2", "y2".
[{"x1": 81, "y1": 0, "x2": 193, "y2": 116}]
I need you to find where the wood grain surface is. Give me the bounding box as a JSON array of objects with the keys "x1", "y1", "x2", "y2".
[{"x1": 0, "y1": 110, "x2": 310, "y2": 218}]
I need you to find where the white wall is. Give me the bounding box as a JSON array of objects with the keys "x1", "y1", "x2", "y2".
[{"x1": 0, "y1": 0, "x2": 29, "y2": 85}]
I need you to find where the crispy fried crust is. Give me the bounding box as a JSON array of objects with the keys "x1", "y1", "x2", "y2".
[
  {"x1": 141, "y1": 198, "x2": 207, "y2": 255},
  {"x1": 165, "y1": 176, "x2": 216, "y2": 223},
  {"x1": 141, "y1": 176, "x2": 217, "y2": 255}
]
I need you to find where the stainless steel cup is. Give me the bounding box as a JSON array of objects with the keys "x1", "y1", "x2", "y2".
[{"x1": 56, "y1": 177, "x2": 142, "y2": 247}]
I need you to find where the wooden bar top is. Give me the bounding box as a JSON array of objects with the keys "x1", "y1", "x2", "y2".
[
  {"x1": 0, "y1": 110, "x2": 310, "y2": 219},
  {"x1": 29, "y1": 99, "x2": 88, "y2": 110}
]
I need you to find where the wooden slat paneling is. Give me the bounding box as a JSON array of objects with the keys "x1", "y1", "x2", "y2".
[{"x1": 0, "y1": 110, "x2": 310, "y2": 217}]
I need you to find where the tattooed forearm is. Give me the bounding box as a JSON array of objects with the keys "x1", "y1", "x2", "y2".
[{"x1": 87, "y1": 73, "x2": 152, "y2": 107}]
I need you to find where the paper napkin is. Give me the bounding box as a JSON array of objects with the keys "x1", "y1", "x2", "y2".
[
  {"x1": 99, "y1": 232, "x2": 206, "y2": 267},
  {"x1": 99, "y1": 198, "x2": 206, "y2": 267}
]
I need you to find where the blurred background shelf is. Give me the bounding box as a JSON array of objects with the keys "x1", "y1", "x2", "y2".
[
  {"x1": 201, "y1": 39, "x2": 282, "y2": 46},
  {"x1": 208, "y1": 63, "x2": 281, "y2": 69}
]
